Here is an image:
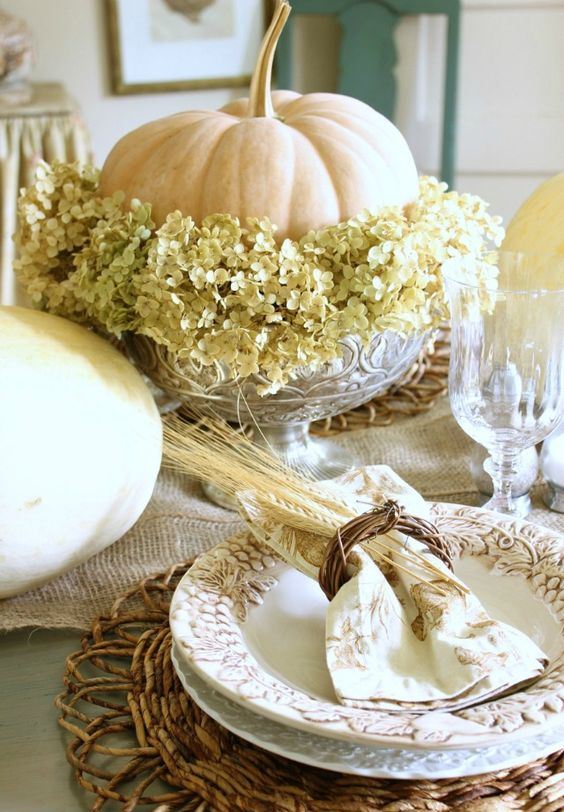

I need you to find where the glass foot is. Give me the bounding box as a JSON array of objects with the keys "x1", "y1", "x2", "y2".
[
  {"x1": 256, "y1": 427, "x2": 359, "y2": 481},
  {"x1": 202, "y1": 480, "x2": 240, "y2": 511},
  {"x1": 481, "y1": 492, "x2": 532, "y2": 518}
]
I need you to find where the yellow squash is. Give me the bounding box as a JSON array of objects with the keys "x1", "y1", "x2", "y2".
[{"x1": 504, "y1": 171, "x2": 564, "y2": 256}]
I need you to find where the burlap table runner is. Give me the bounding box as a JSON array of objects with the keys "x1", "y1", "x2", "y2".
[{"x1": 2, "y1": 398, "x2": 562, "y2": 630}]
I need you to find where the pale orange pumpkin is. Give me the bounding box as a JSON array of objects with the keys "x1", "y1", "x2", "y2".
[{"x1": 100, "y1": 1, "x2": 418, "y2": 241}]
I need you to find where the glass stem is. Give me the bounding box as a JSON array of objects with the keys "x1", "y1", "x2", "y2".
[{"x1": 484, "y1": 444, "x2": 519, "y2": 515}]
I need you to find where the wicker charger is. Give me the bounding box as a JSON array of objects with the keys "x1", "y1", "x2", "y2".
[{"x1": 56, "y1": 562, "x2": 564, "y2": 812}]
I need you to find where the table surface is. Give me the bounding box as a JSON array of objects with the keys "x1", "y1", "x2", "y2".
[{"x1": 0, "y1": 628, "x2": 98, "y2": 812}]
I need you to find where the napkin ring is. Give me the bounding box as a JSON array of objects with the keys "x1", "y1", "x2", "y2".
[{"x1": 318, "y1": 500, "x2": 453, "y2": 600}]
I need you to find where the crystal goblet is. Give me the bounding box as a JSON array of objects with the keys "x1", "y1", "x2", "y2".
[{"x1": 443, "y1": 251, "x2": 564, "y2": 517}]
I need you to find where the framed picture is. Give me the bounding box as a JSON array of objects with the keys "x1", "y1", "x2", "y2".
[{"x1": 107, "y1": 0, "x2": 268, "y2": 94}]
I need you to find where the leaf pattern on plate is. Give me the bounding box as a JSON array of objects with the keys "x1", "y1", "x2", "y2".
[{"x1": 171, "y1": 508, "x2": 564, "y2": 745}]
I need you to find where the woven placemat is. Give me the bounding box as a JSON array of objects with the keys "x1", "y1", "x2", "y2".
[{"x1": 56, "y1": 562, "x2": 564, "y2": 812}]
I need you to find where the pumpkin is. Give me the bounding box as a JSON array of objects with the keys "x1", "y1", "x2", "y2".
[
  {"x1": 100, "y1": 0, "x2": 418, "y2": 241},
  {"x1": 0, "y1": 306, "x2": 162, "y2": 598},
  {"x1": 503, "y1": 171, "x2": 564, "y2": 256}
]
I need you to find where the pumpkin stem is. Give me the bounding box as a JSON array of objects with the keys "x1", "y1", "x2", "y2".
[{"x1": 248, "y1": 0, "x2": 291, "y2": 118}]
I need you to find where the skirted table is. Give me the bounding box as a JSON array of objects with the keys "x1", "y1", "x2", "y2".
[{"x1": 0, "y1": 82, "x2": 92, "y2": 306}]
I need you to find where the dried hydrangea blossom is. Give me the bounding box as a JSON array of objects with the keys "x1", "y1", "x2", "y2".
[{"x1": 15, "y1": 161, "x2": 503, "y2": 394}]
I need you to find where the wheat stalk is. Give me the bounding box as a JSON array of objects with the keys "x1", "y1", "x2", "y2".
[
  {"x1": 363, "y1": 540, "x2": 450, "y2": 597},
  {"x1": 163, "y1": 414, "x2": 461, "y2": 593},
  {"x1": 163, "y1": 415, "x2": 353, "y2": 534}
]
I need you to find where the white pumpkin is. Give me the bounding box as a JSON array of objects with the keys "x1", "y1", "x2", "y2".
[{"x1": 0, "y1": 307, "x2": 162, "y2": 598}]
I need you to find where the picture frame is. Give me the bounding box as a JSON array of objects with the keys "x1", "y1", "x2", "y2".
[{"x1": 106, "y1": 0, "x2": 268, "y2": 95}]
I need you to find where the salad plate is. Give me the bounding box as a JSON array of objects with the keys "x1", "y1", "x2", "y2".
[
  {"x1": 171, "y1": 641, "x2": 564, "y2": 779},
  {"x1": 170, "y1": 503, "x2": 564, "y2": 750}
]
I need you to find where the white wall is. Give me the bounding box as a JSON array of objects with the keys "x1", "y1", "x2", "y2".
[
  {"x1": 291, "y1": 1, "x2": 564, "y2": 223},
  {"x1": 4, "y1": 0, "x2": 564, "y2": 225},
  {"x1": 2, "y1": 0, "x2": 242, "y2": 161},
  {"x1": 452, "y1": 0, "x2": 564, "y2": 222}
]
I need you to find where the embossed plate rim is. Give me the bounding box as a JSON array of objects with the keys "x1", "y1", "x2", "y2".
[
  {"x1": 170, "y1": 502, "x2": 564, "y2": 751},
  {"x1": 171, "y1": 641, "x2": 564, "y2": 779}
]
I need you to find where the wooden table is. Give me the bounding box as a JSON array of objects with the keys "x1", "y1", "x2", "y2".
[{"x1": 0, "y1": 629, "x2": 93, "y2": 812}]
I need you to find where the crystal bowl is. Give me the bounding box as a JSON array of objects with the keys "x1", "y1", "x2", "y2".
[{"x1": 125, "y1": 331, "x2": 427, "y2": 501}]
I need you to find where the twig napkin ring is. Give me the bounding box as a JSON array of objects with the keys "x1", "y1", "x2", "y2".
[{"x1": 318, "y1": 500, "x2": 454, "y2": 600}]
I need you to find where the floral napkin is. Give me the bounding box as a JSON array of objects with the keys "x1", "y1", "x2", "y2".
[
  {"x1": 240, "y1": 466, "x2": 548, "y2": 713},
  {"x1": 326, "y1": 539, "x2": 547, "y2": 713}
]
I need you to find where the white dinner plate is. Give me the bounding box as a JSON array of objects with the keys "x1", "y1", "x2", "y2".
[
  {"x1": 171, "y1": 640, "x2": 564, "y2": 779},
  {"x1": 170, "y1": 503, "x2": 564, "y2": 751}
]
